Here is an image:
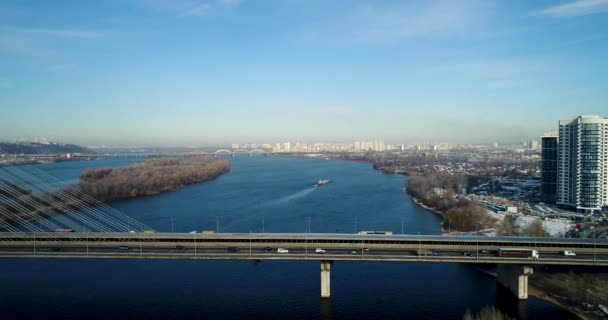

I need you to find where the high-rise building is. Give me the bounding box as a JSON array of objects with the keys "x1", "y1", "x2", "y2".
[
  {"x1": 530, "y1": 140, "x2": 539, "y2": 150},
  {"x1": 541, "y1": 131, "x2": 558, "y2": 203},
  {"x1": 557, "y1": 115, "x2": 608, "y2": 213}
]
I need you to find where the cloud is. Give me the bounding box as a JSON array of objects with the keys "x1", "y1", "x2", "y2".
[
  {"x1": 9, "y1": 27, "x2": 103, "y2": 39},
  {"x1": 351, "y1": 0, "x2": 489, "y2": 40},
  {"x1": 220, "y1": 0, "x2": 240, "y2": 7},
  {"x1": 537, "y1": 0, "x2": 608, "y2": 17},
  {"x1": 139, "y1": 0, "x2": 214, "y2": 17},
  {"x1": 0, "y1": 27, "x2": 101, "y2": 58},
  {"x1": 0, "y1": 80, "x2": 11, "y2": 89}
]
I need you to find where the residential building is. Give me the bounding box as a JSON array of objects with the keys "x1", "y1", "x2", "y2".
[
  {"x1": 541, "y1": 131, "x2": 558, "y2": 203},
  {"x1": 557, "y1": 115, "x2": 608, "y2": 213}
]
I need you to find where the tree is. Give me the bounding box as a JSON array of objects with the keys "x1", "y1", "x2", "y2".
[
  {"x1": 526, "y1": 220, "x2": 549, "y2": 237},
  {"x1": 463, "y1": 306, "x2": 512, "y2": 320},
  {"x1": 497, "y1": 214, "x2": 519, "y2": 236},
  {"x1": 444, "y1": 204, "x2": 496, "y2": 232}
]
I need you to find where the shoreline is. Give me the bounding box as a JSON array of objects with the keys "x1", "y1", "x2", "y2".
[
  {"x1": 408, "y1": 192, "x2": 597, "y2": 320},
  {"x1": 472, "y1": 267, "x2": 591, "y2": 320},
  {"x1": 411, "y1": 196, "x2": 445, "y2": 218}
]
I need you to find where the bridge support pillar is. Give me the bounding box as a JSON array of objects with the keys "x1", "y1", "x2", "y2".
[
  {"x1": 496, "y1": 265, "x2": 533, "y2": 300},
  {"x1": 321, "y1": 261, "x2": 332, "y2": 299}
]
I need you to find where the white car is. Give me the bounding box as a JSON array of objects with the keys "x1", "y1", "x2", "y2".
[
  {"x1": 562, "y1": 250, "x2": 576, "y2": 256},
  {"x1": 277, "y1": 248, "x2": 289, "y2": 254},
  {"x1": 315, "y1": 248, "x2": 326, "y2": 254}
]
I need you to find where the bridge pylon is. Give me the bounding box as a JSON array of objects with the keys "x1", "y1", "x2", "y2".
[
  {"x1": 496, "y1": 265, "x2": 534, "y2": 300},
  {"x1": 321, "y1": 260, "x2": 332, "y2": 298}
]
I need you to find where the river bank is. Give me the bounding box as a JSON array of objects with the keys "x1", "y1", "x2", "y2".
[{"x1": 79, "y1": 156, "x2": 231, "y2": 202}]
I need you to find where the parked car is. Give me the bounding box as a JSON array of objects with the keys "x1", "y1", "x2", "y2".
[
  {"x1": 315, "y1": 248, "x2": 326, "y2": 254},
  {"x1": 264, "y1": 247, "x2": 273, "y2": 252},
  {"x1": 227, "y1": 247, "x2": 240, "y2": 253},
  {"x1": 562, "y1": 250, "x2": 576, "y2": 256},
  {"x1": 277, "y1": 248, "x2": 289, "y2": 254},
  {"x1": 116, "y1": 246, "x2": 129, "y2": 251}
]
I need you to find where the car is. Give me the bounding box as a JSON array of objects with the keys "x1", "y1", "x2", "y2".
[
  {"x1": 562, "y1": 250, "x2": 576, "y2": 256},
  {"x1": 227, "y1": 247, "x2": 240, "y2": 253},
  {"x1": 51, "y1": 247, "x2": 64, "y2": 252},
  {"x1": 315, "y1": 248, "x2": 326, "y2": 254},
  {"x1": 363, "y1": 248, "x2": 370, "y2": 252},
  {"x1": 264, "y1": 247, "x2": 273, "y2": 252},
  {"x1": 463, "y1": 252, "x2": 475, "y2": 257},
  {"x1": 350, "y1": 250, "x2": 358, "y2": 255},
  {"x1": 175, "y1": 245, "x2": 186, "y2": 251},
  {"x1": 277, "y1": 248, "x2": 289, "y2": 254},
  {"x1": 116, "y1": 246, "x2": 129, "y2": 251}
]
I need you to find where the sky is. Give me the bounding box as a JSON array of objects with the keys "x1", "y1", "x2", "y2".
[{"x1": 1, "y1": 0, "x2": 607, "y2": 146}]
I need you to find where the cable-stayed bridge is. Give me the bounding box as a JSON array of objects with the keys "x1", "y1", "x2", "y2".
[{"x1": 1, "y1": 161, "x2": 607, "y2": 300}]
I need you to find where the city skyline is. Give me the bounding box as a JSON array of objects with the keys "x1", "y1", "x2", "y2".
[{"x1": 1, "y1": 0, "x2": 608, "y2": 145}]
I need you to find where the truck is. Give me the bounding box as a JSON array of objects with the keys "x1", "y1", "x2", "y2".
[
  {"x1": 357, "y1": 231, "x2": 393, "y2": 235},
  {"x1": 498, "y1": 248, "x2": 539, "y2": 259}
]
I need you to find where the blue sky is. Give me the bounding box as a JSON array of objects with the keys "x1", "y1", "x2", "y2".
[{"x1": 1, "y1": 0, "x2": 607, "y2": 146}]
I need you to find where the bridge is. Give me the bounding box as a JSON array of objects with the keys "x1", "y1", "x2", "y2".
[
  {"x1": 99, "y1": 149, "x2": 269, "y2": 158},
  {"x1": 1, "y1": 232, "x2": 607, "y2": 300}
]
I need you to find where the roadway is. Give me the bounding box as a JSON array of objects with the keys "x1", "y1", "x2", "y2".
[{"x1": 1, "y1": 241, "x2": 607, "y2": 266}]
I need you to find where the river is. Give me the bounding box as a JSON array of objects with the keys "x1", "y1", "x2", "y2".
[{"x1": 0, "y1": 156, "x2": 573, "y2": 319}]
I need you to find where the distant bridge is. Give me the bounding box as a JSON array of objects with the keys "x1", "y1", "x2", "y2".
[
  {"x1": 213, "y1": 149, "x2": 268, "y2": 156},
  {"x1": 100, "y1": 149, "x2": 269, "y2": 158},
  {"x1": 1, "y1": 232, "x2": 607, "y2": 299}
]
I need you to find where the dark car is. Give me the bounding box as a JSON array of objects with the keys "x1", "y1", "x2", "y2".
[
  {"x1": 228, "y1": 247, "x2": 240, "y2": 253},
  {"x1": 264, "y1": 247, "x2": 273, "y2": 252}
]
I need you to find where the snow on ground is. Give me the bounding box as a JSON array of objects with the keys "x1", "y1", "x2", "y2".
[
  {"x1": 486, "y1": 209, "x2": 505, "y2": 223},
  {"x1": 515, "y1": 214, "x2": 573, "y2": 237}
]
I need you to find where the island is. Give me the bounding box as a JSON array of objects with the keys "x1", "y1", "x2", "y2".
[{"x1": 79, "y1": 156, "x2": 231, "y2": 202}]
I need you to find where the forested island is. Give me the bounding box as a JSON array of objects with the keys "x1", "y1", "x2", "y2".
[{"x1": 79, "y1": 156, "x2": 231, "y2": 202}]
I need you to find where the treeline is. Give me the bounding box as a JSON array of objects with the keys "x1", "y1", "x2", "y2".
[
  {"x1": 406, "y1": 172, "x2": 468, "y2": 211},
  {"x1": 0, "y1": 142, "x2": 91, "y2": 155},
  {"x1": 406, "y1": 172, "x2": 498, "y2": 232},
  {"x1": 79, "y1": 156, "x2": 231, "y2": 202}
]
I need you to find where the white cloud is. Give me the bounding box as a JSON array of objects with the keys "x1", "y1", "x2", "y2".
[
  {"x1": 9, "y1": 27, "x2": 102, "y2": 39},
  {"x1": 181, "y1": 3, "x2": 212, "y2": 16},
  {"x1": 351, "y1": 0, "x2": 490, "y2": 40},
  {"x1": 220, "y1": 0, "x2": 240, "y2": 7},
  {"x1": 140, "y1": 0, "x2": 214, "y2": 17},
  {"x1": 537, "y1": 0, "x2": 608, "y2": 17}
]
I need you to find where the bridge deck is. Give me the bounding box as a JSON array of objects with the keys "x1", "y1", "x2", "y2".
[{"x1": 1, "y1": 232, "x2": 607, "y2": 266}]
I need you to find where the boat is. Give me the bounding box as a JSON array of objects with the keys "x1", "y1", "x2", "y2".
[{"x1": 315, "y1": 179, "x2": 331, "y2": 187}]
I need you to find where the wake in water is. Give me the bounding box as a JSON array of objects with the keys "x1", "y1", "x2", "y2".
[{"x1": 259, "y1": 185, "x2": 317, "y2": 207}]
